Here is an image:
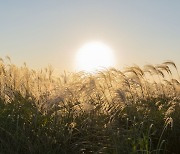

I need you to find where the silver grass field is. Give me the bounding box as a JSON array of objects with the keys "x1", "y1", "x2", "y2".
[{"x1": 0, "y1": 57, "x2": 179, "y2": 154}]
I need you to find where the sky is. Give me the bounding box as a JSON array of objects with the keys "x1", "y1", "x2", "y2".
[{"x1": 0, "y1": 0, "x2": 180, "y2": 73}]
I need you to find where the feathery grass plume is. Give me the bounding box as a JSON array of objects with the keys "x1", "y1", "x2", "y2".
[
  {"x1": 145, "y1": 64, "x2": 166, "y2": 96},
  {"x1": 131, "y1": 65, "x2": 144, "y2": 77},
  {"x1": 124, "y1": 67, "x2": 147, "y2": 99},
  {"x1": 132, "y1": 65, "x2": 152, "y2": 98},
  {"x1": 144, "y1": 64, "x2": 157, "y2": 73},
  {"x1": 163, "y1": 60, "x2": 180, "y2": 81},
  {"x1": 156, "y1": 117, "x2": 173, "y2": 153},
  {"x1": 156, "y1": 64, "x2": 172, "y2": 76},
  {"x1": 163, "y1": 61, "x2": 177, "y2": 70},
  {"x1": 156, "y1": 69, "x2": 165, "y2": 78}
]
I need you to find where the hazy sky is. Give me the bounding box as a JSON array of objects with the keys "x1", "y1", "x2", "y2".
[{"x1": 0, "y1": 0, "x2": 180, "y2": 72}]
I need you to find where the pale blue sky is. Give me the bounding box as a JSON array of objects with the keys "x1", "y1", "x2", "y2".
[{"x1": 0, "y1": 0, "x2": 180, "y2": 72}]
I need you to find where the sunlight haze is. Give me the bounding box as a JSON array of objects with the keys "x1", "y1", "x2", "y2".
[{"x1": 75, "y1": 41, "x2": 116, "y2": 72}]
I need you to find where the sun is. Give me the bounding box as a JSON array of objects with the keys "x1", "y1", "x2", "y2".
[{"x1": 75, "y1": 41, "x2": 116, "y2": 72}]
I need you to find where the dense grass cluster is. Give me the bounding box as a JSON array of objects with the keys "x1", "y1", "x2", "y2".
[{"x1": 0, "y1": 57, "x2": 180, "y2": 154}]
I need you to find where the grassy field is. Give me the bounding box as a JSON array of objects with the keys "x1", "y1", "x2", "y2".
[{"x1": 0, "y1": 57, "x2": 179, "y2": 154}]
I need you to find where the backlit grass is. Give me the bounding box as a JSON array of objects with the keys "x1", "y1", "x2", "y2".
[{"x1": 0, "y1": 57, "x2": 179, "y2": 153}]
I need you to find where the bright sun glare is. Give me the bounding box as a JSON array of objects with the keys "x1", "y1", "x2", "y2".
[{"x1": 75, "y1": 42, "x2": 116, "y2": 72}]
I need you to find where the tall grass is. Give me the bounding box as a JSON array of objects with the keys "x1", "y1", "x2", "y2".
[{"x1": 0, "y1": 57, "x2": 179, "y2": 153}]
